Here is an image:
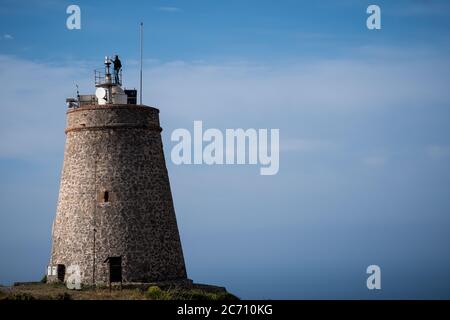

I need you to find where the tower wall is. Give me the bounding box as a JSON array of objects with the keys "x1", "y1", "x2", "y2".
[{"x1": 50, "y1": 104, "x2": 187, "y2": 284}]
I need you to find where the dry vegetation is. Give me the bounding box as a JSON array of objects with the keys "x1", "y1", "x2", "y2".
[{"x1": 0, "y1": 283, "x2": 238, "y2": 300}]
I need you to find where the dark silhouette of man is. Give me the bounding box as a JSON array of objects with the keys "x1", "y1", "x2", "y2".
[{"x1": 113, "y1": 55, "x2": 122, "y2": 84}]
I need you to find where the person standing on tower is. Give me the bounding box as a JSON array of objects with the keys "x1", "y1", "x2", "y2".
[{"x1": 113, "y1": 55, "x2": 122, "y2": 85}]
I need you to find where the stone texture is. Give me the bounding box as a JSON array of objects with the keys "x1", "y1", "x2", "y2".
[{"x1": 49, "y1": 104, "x2": 187, "y2": 285}]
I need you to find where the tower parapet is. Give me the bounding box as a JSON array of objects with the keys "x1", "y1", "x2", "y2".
[{"x1": 65, "y1": 104, "x2": 161, "y2": 134}]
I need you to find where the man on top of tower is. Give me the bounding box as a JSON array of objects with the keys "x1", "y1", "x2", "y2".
[{"x1": 113, "y1": 55, "x2": 122, "y2": 84}]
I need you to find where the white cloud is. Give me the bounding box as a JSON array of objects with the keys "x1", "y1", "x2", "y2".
[
  {"x1": 1, "y1": 48, "x2": 450, "y2": 160},
  {"x1": 3, "y1": 34, "x2": 13, "y2": 40},
  {"x1": 363, "y1": 156, "x2": 387, "y2": 167},
  {"x1": 129, "y1": 54, "x2": 450, "y2": 121},
  {"x1": 281, "y1": 139, "x2": 337, "y2": 153},
  {"x1": 156, "y1": 6, "x2": 181, "y2": 12},
  {"x1": 0, "y1": 55, "x2": 91, "y2": 158}
]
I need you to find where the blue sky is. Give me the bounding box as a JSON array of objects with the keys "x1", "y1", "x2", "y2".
[{"x1": 1, "y1": 0, "x2": 450, "y2": 299}]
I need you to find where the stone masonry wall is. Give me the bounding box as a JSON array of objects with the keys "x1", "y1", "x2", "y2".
[{"x1": 50, "y1": 104, "x2": 187, "y2": 285}]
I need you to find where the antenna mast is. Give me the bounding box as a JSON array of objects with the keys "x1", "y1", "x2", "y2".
[{"x1": 139, "y1": 22, "x2": 143, "y2": 105}]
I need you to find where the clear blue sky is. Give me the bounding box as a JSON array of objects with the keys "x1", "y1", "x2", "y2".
[{"x1": 1, "y1": 0, "x2": 450, "y2": 299}]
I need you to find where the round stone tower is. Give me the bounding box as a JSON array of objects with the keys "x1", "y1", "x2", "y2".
[{"x1": 48, "y1": 57, "x2": 187, "y2": 286}]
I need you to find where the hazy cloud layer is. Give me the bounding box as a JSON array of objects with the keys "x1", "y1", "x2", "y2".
[{"x1": 1, "y1": 48, "x2": 449, "y2": 159}]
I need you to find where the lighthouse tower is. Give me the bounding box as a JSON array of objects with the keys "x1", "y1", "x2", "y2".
[{"x1": 48, "y1": 56, "x2": 188, "y2": 286}]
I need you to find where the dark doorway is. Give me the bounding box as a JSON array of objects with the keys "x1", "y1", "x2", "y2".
[
  {"x1": 56, "y1": 264, "x2": 65, "y2": 282},
  {"x1": 104, "y1": 256, "x2": 122, "y2": 288}
]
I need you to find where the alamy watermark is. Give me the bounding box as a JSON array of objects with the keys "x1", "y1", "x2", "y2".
[
  {"x1": 66, "y1": 5, "x2": 81, "y2": 30},
  {"x1": 66, "y1": 4, "x2": 380, "y2": 31},
  {"x1": 366, "y1": 264, "x2": 381, "y2": 290},
  {"x1": 367, "y1": 5, "x2": 381, "y2": 30},
  {"x1": 171, "y1": 121, "x2": 280, "y2": 176}
]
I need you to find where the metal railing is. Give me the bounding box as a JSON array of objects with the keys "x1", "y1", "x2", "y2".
[{"x1": 94, "y1": 68, "x2": 122, "y2": 86}]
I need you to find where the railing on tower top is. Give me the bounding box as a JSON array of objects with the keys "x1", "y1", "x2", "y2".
[{"x1": 94, "y1": 68, "x2": 122, "y2": 87}]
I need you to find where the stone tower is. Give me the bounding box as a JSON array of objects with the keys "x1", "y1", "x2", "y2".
[{"x1": 48, "y1": 56, "x2": 187, "y2": 286}]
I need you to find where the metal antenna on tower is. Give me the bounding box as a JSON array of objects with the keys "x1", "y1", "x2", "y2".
[
  {"x1": 76, "y1": 84, "x2": 80, "y2": 105},
  {"x1": 139, "y1": 22, "x2": 143, "y2": 105}
]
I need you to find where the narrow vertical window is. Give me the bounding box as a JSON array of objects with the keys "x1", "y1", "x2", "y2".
[{"x1": 103, "y1": 191, "x2": 109, "y2": 202}]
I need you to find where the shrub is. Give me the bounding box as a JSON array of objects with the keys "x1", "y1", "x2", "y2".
[
  {"x1": 146, "y1": 286, "x2": 175, "y2": 300},
  {"x1": 146, "y1": 286, "x2": 163, "y2": 299},
  {"x1": 212, "y1": 292, "x2": 239, "y2": 301},
  {"x1": 8, "y1": 293, "x2": 35, "y2": 301},
  {"x1": 173, "y1": 289, "x2": 239, "y2": 301},
  {"x1": 55, "y1": 292, "x2": 72, "y2": 300}
]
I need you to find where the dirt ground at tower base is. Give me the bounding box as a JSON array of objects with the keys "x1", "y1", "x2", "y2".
[{"x1": 0, "y1": 282, "x2": 239, "y2": 300}]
